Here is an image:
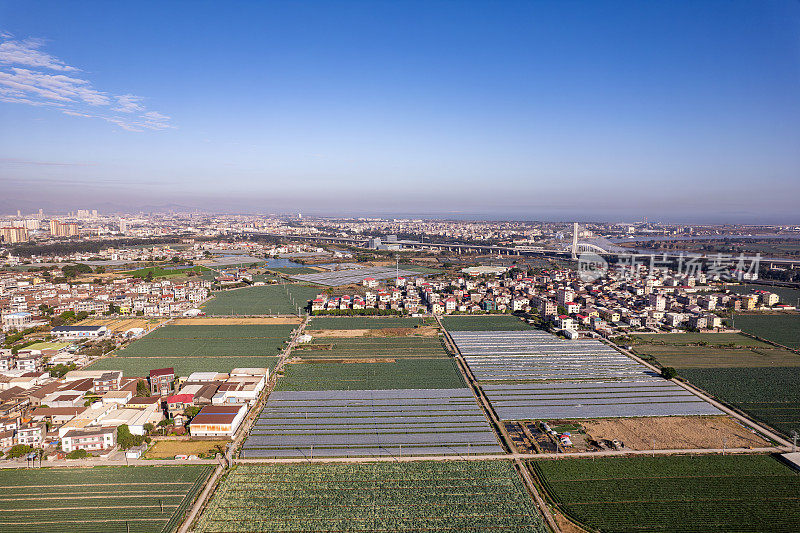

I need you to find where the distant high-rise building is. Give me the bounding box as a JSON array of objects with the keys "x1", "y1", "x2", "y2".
[
  {"x1": 91, "y1": 209, "x2": 98, "y2": 218},
  {"x1": 119, "y1": 219, "x2": 128, "y2": 233},
  {"x1": 0, "y1": 226, "x2": 29, "y2": 243},
  {"x1": 38, "y1": 208, "x2": 43, "y2": 219},
  {"x1": 49, "y1": 219, "x2": 80, "y2": 238},
  {"x1": 16, "y1": 210, "x2": 21, "y2": 217},
  {"x1": 12, "y1": 219, "x2": 39, "y2": 231}
]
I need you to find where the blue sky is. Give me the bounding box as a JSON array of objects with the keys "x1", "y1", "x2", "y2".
[{"x1": 1, "y1": 1, "x2": 799, "y2": 223}]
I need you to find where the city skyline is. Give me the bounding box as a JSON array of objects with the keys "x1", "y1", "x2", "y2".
[{"x1": 1, "y1": 1, "x2": 800, "y2": 223}]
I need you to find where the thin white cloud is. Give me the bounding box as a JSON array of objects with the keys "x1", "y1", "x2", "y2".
[
  {"x1": 0, "y1": 35, "x2": 77, "y2": 71},
  {"x1": 114, "y1": 93, "x2": 145, "y2": 113},
  {"x1": 0, "y1": 32, "x2": 173, "y2": 132}
]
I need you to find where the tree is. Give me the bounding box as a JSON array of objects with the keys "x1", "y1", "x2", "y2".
[
  {"x1": 66, "y1": 449, "x2": 89, "y2": 459},
  {"x1": 661, "y1": 367, "x2": 677, "y2": 380},
  {"x1": 50, "y1": 363, "x2": 77, "y2": 378},
  {"x1": 7, "y1": 444, "x2": 32, "y2": 458},
  {"x1": 183, "y1": 405, "x2": 201, "y2": 420},
  {"x1": 117, "y1": 424, "x2": 145, "y2": 450},
  {"x1": 143, "y1": 423, "x2": 155, "y2": 435},
  {"x1": 136, "y1": 379, "x2": 150, "y2": 397}
]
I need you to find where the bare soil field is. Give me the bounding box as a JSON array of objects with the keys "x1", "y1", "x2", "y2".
[
  {"x1": 78, "y1": 317, "x2": 165, "y2": 332},
  {"x1": 144, "y1": 439, "x2": 230, "y2": 458},
  {"x1": 582, "y1": 416, "x2": 767, "y2": 450},
  {"x1": 173, "y1": 316, "x2": 302, "y2": 325}
]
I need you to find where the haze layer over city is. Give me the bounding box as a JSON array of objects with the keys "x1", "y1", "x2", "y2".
[{"x1": 1, "y1": 2, "x2": 799, "y2": 533}]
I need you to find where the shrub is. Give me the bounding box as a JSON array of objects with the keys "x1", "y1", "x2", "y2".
[{"x1": 661, "y1": 367, "x2": 677, "y2": 380}]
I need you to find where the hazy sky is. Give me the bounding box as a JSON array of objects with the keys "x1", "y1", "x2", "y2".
[{"x1": 1, "y1": 1, "x2": 799, "y2": 223}]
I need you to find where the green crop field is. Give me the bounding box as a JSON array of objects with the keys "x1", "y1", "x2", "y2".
[
  {"x1": 144, "y1": 324, "x2": 294, "y2": 340},
  {"x1": 531, "y1": 454, "x2": 800, "y2": 533},
  {"x1": 87, "y1": 324, "x2": 292, "y2": 377},
  {"x1": 442, "y1": 315, "x2": 533, "y2": 331},
  {"x1": 195, "y1": 461, "x2": 546, "y2": 533},
  {"x1": 630, "y1": 333, "x2": 800, "y2": 368},
  {"x1": 0, "y1": 465, "x2": 212, "y2": 533},
  {"x1": 201, "y1": 284, "x2": 322, "y2": 316},
  {"x1": 309, "y1": 316, "x2": 425, "y2": 329},
  {"x1": 297, "y1": 336, "x2": 449, "y2": 360},
  {"x1": 398, "y1": 263, "x2": 443, "y2": 274},
  {"x1": 630, "y1": 332, "x2": 768, "y2": 346},
  {"x1": 276, "y1": 358, "x2": 466, "y2": 390},
  {"x1": 733, "y1": 314, "x2": 800, "y2": 350},
  {"x1": 122, "y1": 265, "x2": 211, "y2": 279},
  {"x1": 113, "y1": 324, "x2": 293, "y2": 357},
  {"x1": 678, "y1": 367, "x2": 800, "y2": 437}
]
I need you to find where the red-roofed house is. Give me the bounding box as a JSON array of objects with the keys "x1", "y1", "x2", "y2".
[{"x1": 149, "y1": 368, "x2": 175, "y2": 396}]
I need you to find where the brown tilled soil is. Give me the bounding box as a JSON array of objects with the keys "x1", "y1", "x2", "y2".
[
  {"x1": 553, "y1": 509, "x2": 589, "y2": 533},
  {"x1": 582, "y1": 416, "x2": 768, "y2": 450}
]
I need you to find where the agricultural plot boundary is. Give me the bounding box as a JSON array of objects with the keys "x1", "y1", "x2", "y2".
[
  {"x1": 0, "y1": 465, "x2": 212, "y2": 533},
  {"x1": 276, "y1": 359, "x2": 466, "y2": 391},
  {"x1": 241, "y1": 388, "x2": 502, "y2": 458},
  {"x1": 529, "y1": 454, "x2": 800, "y2": 533},
  {"x1": 195, "y1": 461, "x2": 548, "y2": 533},
  {"x1": 448, "y1": 330, "x2": 722, "y2": 420},
  {"x1": 201, "y1": 284, "x2": 322, "y2": 316},
  {"x1": 88, "y1": 323, "x2": 293, "y2": 376}
]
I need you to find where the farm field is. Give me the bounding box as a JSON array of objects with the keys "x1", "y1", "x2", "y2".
[
  {"x1": 77, "y1": 317, "x2": 165, "y2": 333},
  {"x1": 122, "y1": 265, "x2": 211, "y2": 279},
  {"x1": 628, "y1": 333, "x2": 800, "y2": 437},
  {"x1": 88, "y1": 324, "x2": 292, "y2": 377},
  {"x1": 678, "y1": 366, "x2": 800, "y2": 437},
  {"x1": 442, "y1": 315, "x2": 534, "y2": 331},
  {"x1": 144, "y1": 439, "x2": 228, "y2": 459},
  {"x1": 449, "y1": 330, "x2": 721, "y2": 419},
  {"x1": 201, "y1": 284, "x2": 321, "y2": 316},
  {"x1": 172, "y1": 317, "x2": 301, "y2": 325},
  {"x1": 0, "y1": 465, "x2": 212, "y2": 533},
  {"x1": 630, "y1": 333, "x2": 800, "y2": 368},
  {"x1": 397, "y1": 262, "x2": 443, "y2": 274},
  {"x1": 24, "y1": 341, "x2": 72, "y2": 351},
  {"x1": 243, "y1": 388, "x2": 500, "y2": 457},
  {"x1": 530, "y1": 454, "x2": 800, "y2": 533},
  {"x1": 196, "y1": 461, "x2": 545, "y2": 532},
  {"x1": 733, "y1": 314, "x2": 800, "y2": 349},
  {"x1": 581, "y1": 416, "x2": 767, "y2": 450},
  {"x1": 630, "y1": 332, "x2": 767, "y2": 346},
  {"x1": 276, "y1": 358, "x2": 466, "y2": 390},
  {"x1": 295, "y1": 335, "x2": 449, "y2": 360},
  {"x1": 309, "y1": 316, "x2": 424, "y2": 329}
]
